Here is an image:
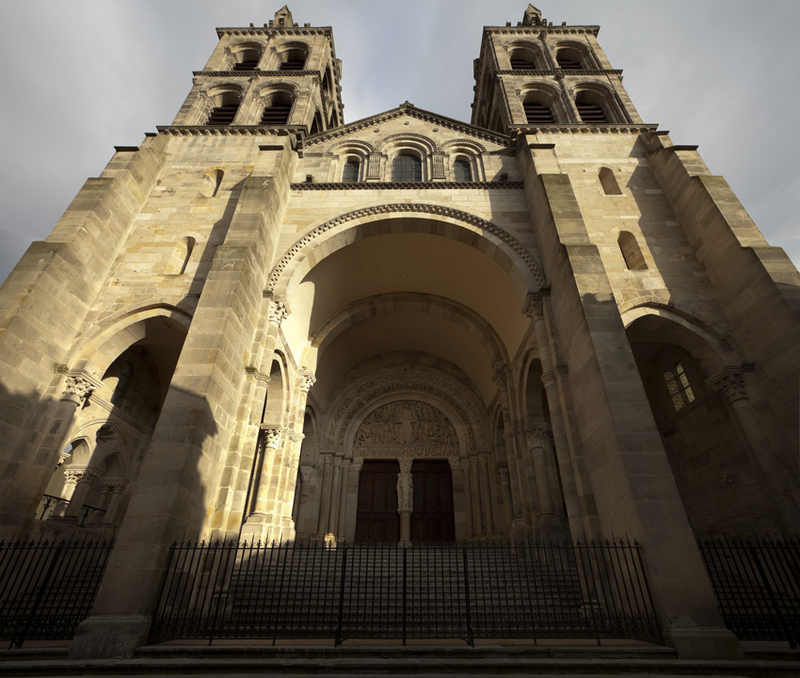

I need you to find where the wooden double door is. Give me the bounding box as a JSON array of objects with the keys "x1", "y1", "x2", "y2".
[{"x1": 355, "y1": 459, "x2": 455, "y2": 544}]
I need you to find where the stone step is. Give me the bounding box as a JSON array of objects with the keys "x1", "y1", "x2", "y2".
[{"x1": 0, "y1": 643, "x2": 798, "y2": 676}]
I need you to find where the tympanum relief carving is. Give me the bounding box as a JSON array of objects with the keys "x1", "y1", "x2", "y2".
[{"x1": 353, "y1": 400, "x2": 459, "y2": 459}]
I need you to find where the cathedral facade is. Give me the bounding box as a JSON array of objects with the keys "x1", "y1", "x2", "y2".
[{"x1": 0, "y1": 4, "x2": 798, "y2": 662}]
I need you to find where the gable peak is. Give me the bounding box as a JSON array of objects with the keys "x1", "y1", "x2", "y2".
[
  {"x1": 273, "y1": 6, "x2": 296, "y2": 28},
  {"x1": 522, "y1": 4, "x2": 544, "y2": 26}
]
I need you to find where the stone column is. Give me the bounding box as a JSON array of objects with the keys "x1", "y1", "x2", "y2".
[
  {"x1": 448, "y1": 457, "x2": 469, "y2": 543},
  {"x1": 336, "y1": 459, "x2": 351, "y2": 543},
  {"x1": 326, "y1": 456, "x2": 343, "y2": 546},
  {"x1": 469, "y1": 457, "x2": 484, "y2": 538},
  {"x1": 397, "y1": 458, "x2": 413, "y2": 546},
  {"x1": 271, "y1": 369, "x2": 314, "y2": 541},
  {"x1": 241, "y1": 426, "x2": 281, "y2": 543},
  {"x1": 526, "y1": 424, "x2": 563, "y2": 542},
  {"x1": 98, "y1": 480, "x2": 129, "y2": 525},
  {"x1": 524, "y1": 293, "x2": 587, "y2": 541},
  {"x1": 62, "y1": 468, "x2": 102, "y2": 522},
  {"x1": 52, "y1": 470, "x2": 81, "y2": 518},
  {"x1": 478, "y1": 453, "x2": 495, "y2": 538},
  {"x1": 708, "y1": 367, "x2": 800, "y2": 529},
  {"x1": 294, "y1": 465, "x2": 317, "y2": 539},
  {"x1": 316, "y1": 453, "x2": 334, "y2": 540},
  {"x1": 343, "y1": 458, "x2": 363, "y2": 543},
  {"x1": 494, "y1": 367, "x2": 527, "y2": 540},
  {"x1": 497, "y1": 466, "x2": 514, "y2": 535},
  {"x1": 457, "y1": 457, "x2": 474, "y2": 539}
]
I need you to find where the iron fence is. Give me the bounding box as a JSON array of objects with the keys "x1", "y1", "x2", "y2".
[
  {"x1": 150, "y1": 540, "x2": 660, "y2": 646},
  {"x1": 699, "y1": 537, "x2": 800, "y2": 648},
  {"x1": 0, "y1": 539, "x2": 114, "y2": 648}
]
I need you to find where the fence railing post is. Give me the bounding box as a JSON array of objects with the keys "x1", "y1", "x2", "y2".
[
  {"x1": 335, "y1": 545, "x2": 347, "y2": 646},
  {"x1": 402, "y1": 545, "x2": 407, "y2": 647},
  {"x1": 462, "y1": 546, "x2": 473, "y2": 647}
]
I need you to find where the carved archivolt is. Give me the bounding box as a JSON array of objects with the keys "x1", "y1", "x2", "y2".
[
  {"x1": 327, "y1": 366, "x2": 488, "y2": 451},
  {"x1": 354, "y1": 400, "x2": 459, "y2": 459},
  {"x1": 267, "y1": 203, "x2": 547, "y2": 293}
]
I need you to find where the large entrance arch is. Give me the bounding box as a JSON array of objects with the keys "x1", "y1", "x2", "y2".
[{"x1": 246, "y1": 207, "x2": 559, "y2": 547}]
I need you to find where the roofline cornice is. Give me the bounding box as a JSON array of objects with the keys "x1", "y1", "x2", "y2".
[
  {"x1": 483, "y1": 25, "x2": 600, "y2": 36},
  {"x1": 215, "y1": 26, "x2": 333, "y2": 38}
]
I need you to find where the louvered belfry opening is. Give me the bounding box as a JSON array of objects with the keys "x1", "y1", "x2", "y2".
[
  {"x1": 233, "y1": 59, "x2": 259, "y2": 71},
  {"x1": 260, "y1": 101, "x2": 292, "y2": 125},
  {"x1": 206, "y1": 103, "x2": 239, "y2": 126},
  {"x1": 510, "y1": 58, "x2": 536, "y2": 69},
  {"x1": 279, "y1": 48, "x2": 307, "y2": 71},
  {"x1": 524, "y1": 101, "x2": 555, "y2": 124},
  {"x1": 557, "y1": 56, "x2": 582, "y2": 69},
  {"x1": 576, "y1": 100, "x2": 609, "y2": 124}
]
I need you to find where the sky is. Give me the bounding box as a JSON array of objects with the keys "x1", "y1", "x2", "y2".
[{"x1": 1, "y1": 0, "x2": 799, "y2": 284}]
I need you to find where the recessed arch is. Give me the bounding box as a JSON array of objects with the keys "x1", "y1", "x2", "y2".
[
  {"x1": 267, "y1": 204, "x2": 547, "y2": 300},
  {"x1": 68, "y1": 304, "x2": 192, "y2": 379},
  {"x1": 308, "y1": 292, "x2": 509, "y2": 365},
  {"x1": 622, "y1": 304, "x2": 740, "y2": 375},
  {"x1": 326, "y1": 365, "x2": 489, "y2": 452}
]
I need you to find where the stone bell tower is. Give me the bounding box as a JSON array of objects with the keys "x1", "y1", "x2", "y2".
[
  {"x1": 173, "y1": 6, "x2": 344, "y2": 133},
  {"x1": 472, "y1": 4, "x2": 641, "y2": 133}
]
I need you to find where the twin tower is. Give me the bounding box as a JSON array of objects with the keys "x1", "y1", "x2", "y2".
[{"x1": 0, "y1": 3, "x2": 798, "y2": 661}]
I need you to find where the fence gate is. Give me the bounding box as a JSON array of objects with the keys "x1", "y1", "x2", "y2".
[
  {"x1": 150, "y1": 540, "x2": 660, "y2": 645},
  {"x1": 0, "y1": 540, "x2": 114, "y2": 649}
]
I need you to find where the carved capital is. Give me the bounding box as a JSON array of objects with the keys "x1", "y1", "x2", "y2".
[
  {"x1": 333, "y1": 456, "x2": 343, "y2": 469},
  {"x1": 492, "y1": 364, "x2": 509, "y2": 390},
  {"x1": 65, "y1": 467, "x2": 102, "y2": 486},
  {"x1": 61, "y1": 375, "x2": 97, "y2": 406},
  {"x1": 497, "y1": 465, "x2": 510, "y2": 481},
  {"x1": 268, "y1": 300, "x2": 289, "y2": 326},
  {"x1": 707, "y1": 367, "x2": 750, "y2": 403},
  {"x1": 297, "y1": 369, "x2": 316, "y2": 393},
  {"x1": 350, "y1": 457, "x2": 364, "y2": 472},
  {"x1": 299, "y1": 465, "x2": 317, "y2": 482},
  {"x1": 259, "y1": 426, "x2": 282, "y2": 449},
  {"x1": 522, "y1": 293, "x2": 544, "y2": 321},
  {"x1": 525, "y1": 424, "x2": 549, "y2": 448},
  {"x1": 322, "y1": 453, "x2": 333, "y2": 467},
  {"x1": 447, "y1": 457, "x2": 464, "y2": 471},
  {"x1": 100, "y1": 479, "x2": 129, "y2": 495}
]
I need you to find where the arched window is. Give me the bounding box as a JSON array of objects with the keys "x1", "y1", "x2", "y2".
[
  {"x1": 618, "y1": 231, "x2": 647, "y2": 270},
  {"x1": 663, "y1": 362, "x2": 695, "y2": 412},
  {"x1": 509, "y1": 47, "x2": 537, "y2": 70},
  {"x1": 392, "y1": 153, "x2": 422, "y2": 182},
  {"x1": 342, "y1": 159, "x2": 360, "y2": 182},
  {"x1": 556, "y1": 48, "x2": 584, "y2": 69},
  {"x1": 453, "y1": 159, "x2": 472, "y2": 182},
  {"x1": 206, "y1": 91, "x2": 241, "y2": 125},
  {"x1": 575, "y1": 91, "x2": 609, "y2": 123},
  {"x1": 232, "y1": 46, "x2": 261, "y2": 70},
  {"x1": 279, "y1": 48, "x2": 307, "y2": 70},
  {"x1": 599, "y1": 167, "x2": 622, "y2": 195},
  {"x1": 202, "y1": 168, "x2": 224, "y2": 198},
  {"x1": 260, "y1": 92, "x2": 293, "y2": 125},
  {"x1": 165, "y1": 236, "x2": 196, "y2": 275}
]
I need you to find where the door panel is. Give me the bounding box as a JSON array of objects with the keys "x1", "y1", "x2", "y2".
[
  {"x1": 410, "y1": 459, "x2": 455, "y2": 543},
  {"x1": 355, "y1": 460, "x2": 400, "y2": 543}
]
